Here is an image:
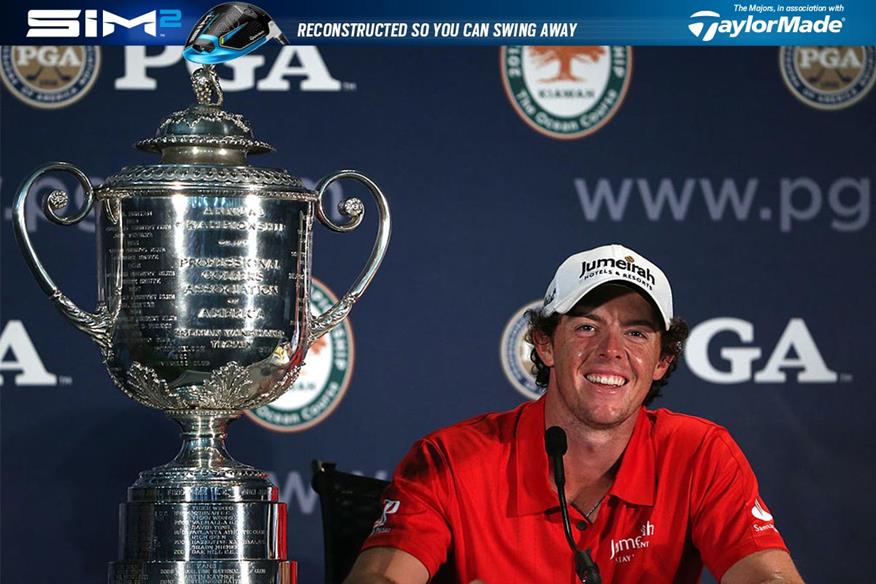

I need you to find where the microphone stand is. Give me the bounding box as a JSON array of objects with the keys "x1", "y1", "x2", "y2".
[{"x1": 545, "y1": 427, "x2": 602, "y2": 584}]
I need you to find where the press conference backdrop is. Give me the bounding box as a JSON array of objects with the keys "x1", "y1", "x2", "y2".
[{"x1": 1, "y1": 46, "x2": 873, "y2": 582}]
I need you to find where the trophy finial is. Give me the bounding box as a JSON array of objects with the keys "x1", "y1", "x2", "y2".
[{"x1": 192, "y1": 65, "x2": 223, "y2": 106}]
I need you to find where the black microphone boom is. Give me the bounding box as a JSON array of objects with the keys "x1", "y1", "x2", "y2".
[{"x1": 544, "y1": 427, "x2": 602, "y2": 584}]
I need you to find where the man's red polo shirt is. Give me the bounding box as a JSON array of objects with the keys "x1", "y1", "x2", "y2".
[{"x1": 363, "y1": 398, "x2": 788, "y2": 583}]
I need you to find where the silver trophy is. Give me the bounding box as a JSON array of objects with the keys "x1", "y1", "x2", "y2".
[{"x1": 13, "y1": 65, "x2": 390, "y2": 584}]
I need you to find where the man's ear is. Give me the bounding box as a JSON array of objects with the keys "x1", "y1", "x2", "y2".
[
  {"x1": 531, "y1": 329, "x2": 555, "y2": 367},
  {"x1": 652, "y1": 354, "x2": 673, "y2": 381}
]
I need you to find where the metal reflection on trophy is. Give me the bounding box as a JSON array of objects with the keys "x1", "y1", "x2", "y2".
[{"x1": 13, "y1": 59, "x2": 390, "y2": 583}]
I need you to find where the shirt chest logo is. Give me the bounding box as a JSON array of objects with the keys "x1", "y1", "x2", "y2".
[
  {"x1": 371, "y1": 499, "x2": 400, "y2": 535},
  {"x1": 609, "y1": 520, "x2": 655, "y2": 562},
  {"x1": 751, "y1": 498, "x2": 773, "y2": 522}
]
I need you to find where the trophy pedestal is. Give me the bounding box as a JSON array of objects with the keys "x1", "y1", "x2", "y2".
[{"x1": 108, "y1": 415, "x2": 296, "y2": 584}]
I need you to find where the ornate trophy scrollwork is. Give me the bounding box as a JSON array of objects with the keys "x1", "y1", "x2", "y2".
[
  {"x1": 13, "y1": 52, "x2": 390, "y2": 584},
  {"x1": 309, "y1": 170, "x2": 391, "y2": 344},
  {"x1": 14, "y1": 162, "x2": 118, "y2": 357},
  {"x1": 191, "y1": 64, "x2": 224, "y2": 106}
]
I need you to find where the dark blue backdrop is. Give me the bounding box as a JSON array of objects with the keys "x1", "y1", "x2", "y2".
[{"x1": 2, "y1": 46, "x2": 874, "y2": 582}]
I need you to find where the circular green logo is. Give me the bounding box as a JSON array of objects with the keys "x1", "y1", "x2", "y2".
[
  {"x1": 245, "y1": 278, "x2": 354, "y2": 432},
  {"x1": 500, "y1": 46, "x2": 632, "y2": 140}
]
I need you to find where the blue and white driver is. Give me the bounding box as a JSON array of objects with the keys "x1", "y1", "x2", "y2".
[{"x1": 184, "y1": 3, "x2": 287, "y2": 64}]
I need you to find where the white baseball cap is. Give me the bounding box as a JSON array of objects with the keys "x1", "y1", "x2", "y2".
[{"x1": 541, "y1": 244, "x2": 673, "y2": 330}]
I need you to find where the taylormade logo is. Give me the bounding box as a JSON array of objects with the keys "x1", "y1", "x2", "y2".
[{"x1": 688, "y1": 10, "x2": 843, "y2": 42}]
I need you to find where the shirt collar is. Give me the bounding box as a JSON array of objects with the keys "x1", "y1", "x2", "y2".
[
  {"x1": 510, "y1": 401, "x2": 656, "y2": 516},
  {"x1": 609, "y1": 407, "x2": 656, "y2": 507},
  {"x1": 511, "y1": 397, "x2": 557, "y2": 516}
]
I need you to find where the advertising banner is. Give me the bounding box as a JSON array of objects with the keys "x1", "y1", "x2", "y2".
[{"x1": 1, "y1": 1, "x2": 874, "y2": 583}]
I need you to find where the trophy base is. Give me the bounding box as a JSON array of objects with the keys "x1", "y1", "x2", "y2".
[
  {"x1": 109, "y1": 414, "x2": 295, "y2": 584},
  {"x1": 117, "y1": 500, "x2": 288, "y2": 560},
  {"x1": 108, "y1": 559, "x2": 296, "y2": 583}
]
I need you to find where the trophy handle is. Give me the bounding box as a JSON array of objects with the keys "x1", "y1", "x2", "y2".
[
  {"x1": 308, "y1": 170, "x2": 391, "y2": 344},
  {"x1": 13, "y1": 162, "x2": 115, "y2": 353}
]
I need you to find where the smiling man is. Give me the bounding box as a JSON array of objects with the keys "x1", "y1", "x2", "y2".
[{"x1": 345, "y1": 244, "x2": 804, "y2": 584}]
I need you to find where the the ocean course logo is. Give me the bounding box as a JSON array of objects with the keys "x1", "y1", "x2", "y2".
[
  {"x1": 780, "y1": 46, "x2": 875, "y2": 110},
  {"x1": 0, "y1": 46, "x2": 100, "y2": 109},
  {"x1": 500, "y1": 45, "x2": 632, "y2": 140},
  {"x1": 500, "y1": 300, "x2": 543, "y2": 400},
  {"x1": 246, "y1": 278, "x2": 354, "y2": 432},
  {"x1": 688, "y1": 10, "x2": 843, "y2": 42}
]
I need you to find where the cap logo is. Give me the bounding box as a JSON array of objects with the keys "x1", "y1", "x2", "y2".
[
  {"x1": 579, "y1": 257, "x2": 656, "y2": 291},
  {"x1": 544, "y1": 286, "x2": 556, "y2": 305},
  {"x1": 625, "y1": 255, "x2": 635, "y2": 263}
]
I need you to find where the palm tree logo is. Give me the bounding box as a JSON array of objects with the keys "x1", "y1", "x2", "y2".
[
  {"x1": 528, "y1": 46, "x2": 606, "y2": 83},
  {"x1": 499, "y1": 45, "x2": 633, "y2": 140}
]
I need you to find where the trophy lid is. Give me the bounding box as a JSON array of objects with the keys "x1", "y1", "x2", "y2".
[
  {"x1": 135, "y1": 103, "x2": 274, "y2": 159},
  {"x1": 97, "y1": 66, "x2": 311, "y2": 199},
  {"x1": 136, "y1": 66, "x2": 273, "y2": 165}
]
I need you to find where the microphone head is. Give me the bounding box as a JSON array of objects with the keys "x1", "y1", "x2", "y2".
[{"x1": 544, "y1": 426, "x2": 568, "y2": 457}]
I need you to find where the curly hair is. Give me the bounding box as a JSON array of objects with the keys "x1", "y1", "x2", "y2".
[{"x1": 525, "y1": 302, "x2": 689, "y2": 406}]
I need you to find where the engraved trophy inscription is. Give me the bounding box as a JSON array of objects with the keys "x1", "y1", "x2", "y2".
[{"x1": 12, "y1": 62, "x2": 390, "y2": 584}]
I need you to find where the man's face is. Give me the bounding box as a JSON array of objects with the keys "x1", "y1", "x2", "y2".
[{"x1": 535, "y1": 285, "x2": 671, "y2": 430}]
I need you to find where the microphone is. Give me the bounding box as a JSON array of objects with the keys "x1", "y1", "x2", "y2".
[
  {"x1": 544, "y1": 426, "x2": 567, "y2": 473},
  {"x1": 544, "y1": 426, "x2": 602, "y2": 584}
]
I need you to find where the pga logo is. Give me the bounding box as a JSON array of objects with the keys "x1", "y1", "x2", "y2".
[
  {"x1": 0, "y1": 321, "x2": 61, "y2": 386},
  {"x1": 686, "y1": 318, "x2": 841, "y2": 384},
  {"x1": 116, "y1": 46, "x2": 345, "y2": 92}
]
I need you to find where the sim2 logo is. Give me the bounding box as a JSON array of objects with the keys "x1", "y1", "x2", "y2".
[{"x1": 27, "y1": 9, "x2": 183, "y2": 40}]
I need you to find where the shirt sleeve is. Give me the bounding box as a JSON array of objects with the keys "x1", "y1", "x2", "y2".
[
  {"x1": 690, "y1": 428, "x2": 789, "y2": 580},
  {"x1": 361, "y1": 438, "x2": 453, "y2": 578}
]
